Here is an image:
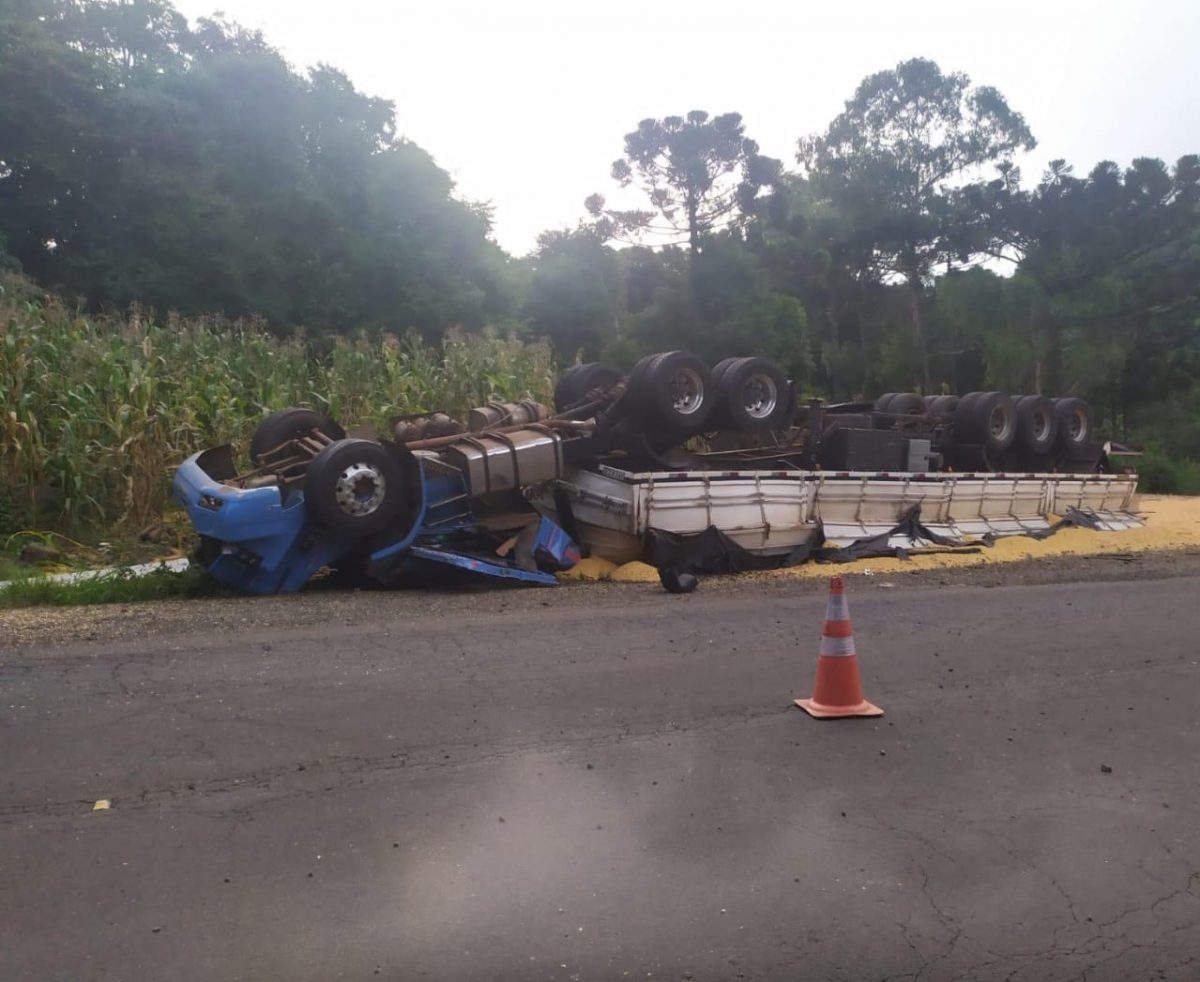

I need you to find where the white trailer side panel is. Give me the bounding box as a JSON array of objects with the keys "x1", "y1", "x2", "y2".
[{"x1": 533, "y1": 467, "x2": 1141, "y2": 559}]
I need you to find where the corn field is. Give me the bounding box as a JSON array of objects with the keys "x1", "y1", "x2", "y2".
[{"x1": 0, "y1": 276, "x2": 557, "y2": 536}]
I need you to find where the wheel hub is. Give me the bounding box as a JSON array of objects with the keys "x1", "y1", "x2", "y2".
[
  {"x1": 741, "y1": 374, "x2": 778, "y2": 420},
  {"x1": 334, "y1": 462, "x2": 386, "y2": 517},
  {"x1": 668, "y1": 368, "x2": 705, "y2": 415},
  {"x1": 1032, "y1": 410, "x2": 1050, "y2": 442},
  {"x1": 989, "y1": 406, "x2": 1014, "y2": 443}
]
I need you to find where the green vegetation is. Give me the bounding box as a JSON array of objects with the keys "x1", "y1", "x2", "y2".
[
  {"x1": 1137, "y1": 447, "x2": 1200, "y2": 495},
  {"x1": 0, "y1": 279, "x2": 554, "y2": 534},
  {"x1": 1, "y1": 0, "x2": 1198, "y2": 559},
  {"x1": 0, "y1": 0, "x2": 514, "y2": 336}
]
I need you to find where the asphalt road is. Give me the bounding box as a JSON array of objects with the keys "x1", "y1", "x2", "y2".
[{"x1": 3, "y1": 574, "x2": 1199, "y2": 981}]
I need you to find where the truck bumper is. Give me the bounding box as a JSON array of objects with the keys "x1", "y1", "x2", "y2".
[{"x1": 173, "y1": 450, "x2": 346, "y2": 594}]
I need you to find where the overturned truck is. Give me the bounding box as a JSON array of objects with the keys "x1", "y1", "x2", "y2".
[{"x1": 174, "y1": 350, "x2": 1141, "y2": 593}]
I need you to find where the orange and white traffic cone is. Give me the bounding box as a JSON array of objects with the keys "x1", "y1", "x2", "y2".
[{"x1": 794, "y1": 575, "x2": 883, "y2": 719}]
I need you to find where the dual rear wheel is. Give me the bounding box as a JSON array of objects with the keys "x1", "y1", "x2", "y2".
[
  {"x1": 709, "y1": 357, "x2": 792, "y2": 433},
  {"x1": 554, "y1": 352, "x2": 793, "y2": 437},
  {"x1": 953, "y1": 392, "x2": 1092, "y2": 456},
  {"x1": 877, "y1": 390, "x2": 1092, "y2": 458}
]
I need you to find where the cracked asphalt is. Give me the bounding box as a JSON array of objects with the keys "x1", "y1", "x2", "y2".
[{"x1": 2, "y1": 571, "x2": 1199, "y2": 981}]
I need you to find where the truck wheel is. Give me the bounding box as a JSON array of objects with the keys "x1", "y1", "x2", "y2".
[
  {"x1": 250, "y1": 408, "x2": 345, "y2": 463},
  {"x1": 953, "y1": 392, "x2": 985, "y2": 442},
  {"x1": 873, "y1": 392, "x2": 901, "y2": 412},
  {"x1": 633, "y1": 350, "x2": 715, "y2": 434},
  {"x1": 711, "y1": 357, "x2": 741, "y2": 389},
  {"x1": 552, "y1": 365, "x2": 586, "y2": 412},
  {"x1": 614, "y1": 354, "x2": 657, "y2": 402},
  {"x1": 887, "y1": 393, "x2": 926, "y2": 417},
  {"x1": 553, "y1": 363, "x2": 622, "y2": 412},
  {"x1": 1054, "y1": 398, "x2": 1094, "y2": 452},
  {"x1": 304, "y1": 439, "x2": 405, "y2": 537},
  {"x1": 928, "y1": 395, "x2": 959, "y2": 415},
  {"x1": 1014, "y1": 395, "x2": 1058, "y2": 454},
  {"x1": 708, "y1": 358, "x2": 745, "y2": 429},
  {"x1": 717, "y1": 357, "x2": 791, "y2": 432},
  {"x1": 972, "y1": 392, "x2": 1018, "y2": 453}
]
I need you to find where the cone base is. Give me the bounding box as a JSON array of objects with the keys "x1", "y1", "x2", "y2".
[{"x1": 794, "y1": 697, "x2": 884, "y2": 719}]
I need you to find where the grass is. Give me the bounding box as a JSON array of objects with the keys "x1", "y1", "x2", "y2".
[
  {"x1": 0, "y1": 563, "x2": 221, "y2": 608},
  {"x1": 0, "y1": 553, "x2": 25, "y2": 582}
]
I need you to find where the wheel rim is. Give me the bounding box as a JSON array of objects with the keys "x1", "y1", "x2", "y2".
[
  {"x1": 1070, "y1": 410, "x2": 1087, "y2": 441},
  {"x1": 741, "y1": 373, "x2": 778, "y2": 420},
  {"x1": 668, "y1": 367, "x2": 705, "y2": 416},
  {"x1": 334, "y1": 462, "x2": 386, "y2": 517},
  {"x1": 989, "y1": 405, "x2": 1014, "y2": 444},
  {"x1": 1032, "y1": 409, "x2": 1050, "y2": 443}
]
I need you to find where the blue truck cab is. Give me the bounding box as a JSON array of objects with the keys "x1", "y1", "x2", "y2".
[{"x1": 174, "y1": 440, "x2": 580, "y2": 595}]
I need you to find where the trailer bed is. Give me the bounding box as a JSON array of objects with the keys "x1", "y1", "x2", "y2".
[{"x1": 534, "y1": 466, "x2": 1141, "y2": 562}]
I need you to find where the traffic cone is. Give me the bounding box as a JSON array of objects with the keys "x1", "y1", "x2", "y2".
[{"x1": 795, "y1": 575, "x2": 883, "y2": 718}]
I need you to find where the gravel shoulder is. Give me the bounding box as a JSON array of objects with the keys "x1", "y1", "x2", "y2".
[{"x1": 3, "y1": 543, "x2": 1199, "y2": 649}]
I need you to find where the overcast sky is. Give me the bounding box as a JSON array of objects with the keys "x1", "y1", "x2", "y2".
[{"x1": 171, "y1": 0, "x2": 1200, "y2": 255}]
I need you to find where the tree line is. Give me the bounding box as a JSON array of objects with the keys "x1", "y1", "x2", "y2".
[
  {"x1": 0, "y1": 0, "x2": 516, "y2": 337},
  {"x1": 2, "y1": 1, "x2": 1198, "y2": 484}
]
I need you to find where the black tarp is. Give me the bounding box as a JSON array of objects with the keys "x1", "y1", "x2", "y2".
[
  {"x1": 1025, "y1": 506, "x2": 1108, "y2": 538},
  {"x1": 644, "y1": 524, "x2": 822, "y2": 574},
  {"x1": 645, "y1": 504, "x2": 1002, "y2": 576}
]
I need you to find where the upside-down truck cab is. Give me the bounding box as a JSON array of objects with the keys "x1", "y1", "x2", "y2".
[{"x1": 174, "y1": 437, "x2": 580, "y2": 595}]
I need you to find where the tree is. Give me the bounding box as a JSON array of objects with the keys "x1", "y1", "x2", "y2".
[
  {"x1": 800, "y1": 58, "x2": 1035, "y2": 390},
  {"x1": 607, "y1": 233, "x2": 812, "y2": 384},
  {"x1": 745, "y1": 175, "x2": 880, "y2": 398},
  {"x1": 523, "y1": 227, "x2": 623, "y2": 360},
  {"x1": 586, "y1": 111, "x2": 781, "y2": 255},
  {"x1": 1018, "y1": 155, "x2": 1200, "y2": 434},
  {"x1": 585, "y1": 110, "x2": 782, "y2": 347},
  {"x1": 0, "y1": 0, "x2": 518, "y2": 335}
]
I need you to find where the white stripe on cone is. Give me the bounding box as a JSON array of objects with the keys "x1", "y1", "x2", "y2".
[
  {"x1": 819, "y1": 633, "x2": 858, "y2": 658},
  {"x1": 825, "y1": 592, "x2": 850, "y2": 622}
]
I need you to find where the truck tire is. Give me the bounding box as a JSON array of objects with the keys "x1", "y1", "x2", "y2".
[
  {"x1": 576, "y1": 363, "x2": 623, "y2": 402},
  {"x1": 715, "y1": 357, "x2": 792, "y2": 432},
  {"x1": 303, "y1": 439, "x2": 405, "y2": 537},
  {"x1": 887, "y1": 393, "x2": 926, "y2": 417},
  {"x1": 709, "y1": 358, "x2": 748, "y2": 429},
  {"x1": 953, "y1": 392, "x2": 985, "y2": 443},
  {"x1": 928, "y1": 395, "x2": 959, "y2": 415},
  {"x1": 632, "y1": 350, "x2": 715, "y2": 434},
  {"x1": 873, "y1": 392, "x2": 901, "y2": 412},
  {"x1": 552, "y1": 365, "x2": 586, "y2": 412},
  {"x1": 972, "y1": 392, "x2": 1018, "y2": 453},
  {"x1": 710, "y1": 357, "x2": 741, "y2": 390},
  {"x1": 623, "y1": 353, "x2": 660, "y2": 398},
  {"x1": 250, "y1": 408, "x2": 345, "y2": 463},
  {"x1": 553, "y1": 363, "x2": 622, "y2": 412},
  {"x1": 1054, "y1": 397, "x2": 1094, "y2": 453},
  {"x1": 1014, "y1": 395, "x2": 1058, "y2": 455}
]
